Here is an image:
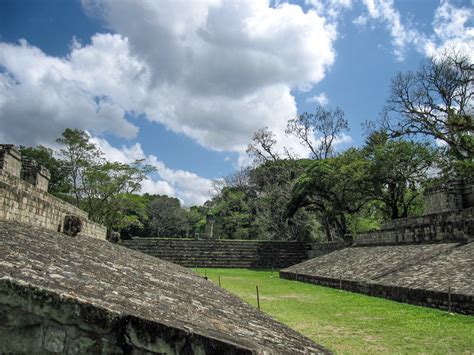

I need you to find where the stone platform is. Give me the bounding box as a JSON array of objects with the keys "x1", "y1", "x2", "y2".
[
  {"x1": 0, "y1": 220, "x2": 328, "y2": 354},
  {"x1": 280, "y1": 243, "x2": 474, "y2": 314},
  {"x1": 122, "y1": 238, "x2": 309, "y2": 268}
]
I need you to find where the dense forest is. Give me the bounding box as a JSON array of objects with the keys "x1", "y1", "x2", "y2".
[{"x1": 21, "y1": 50, "x2": 472, "y2": 242}]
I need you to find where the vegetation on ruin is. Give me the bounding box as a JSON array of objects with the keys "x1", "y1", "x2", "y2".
[{"x1": 196, "y1": 268, "x2": 474, "y2": 354}]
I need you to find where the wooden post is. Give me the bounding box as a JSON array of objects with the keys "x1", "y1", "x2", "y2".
[
  {"x1": 218, "y1": 275, "x2": 221, "y2": 287},
  {"x1": 448, "y1": 287, "x2": 452, "y2": 313},
  {"x1": 339, "y1": 275, "x2": 342, "y2": 290},
  {"x1": 256, "y1": 285, "x2": 260, "y2": 309}
]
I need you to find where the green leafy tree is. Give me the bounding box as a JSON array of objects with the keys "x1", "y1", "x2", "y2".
[
  {"x1": 55, "y1": 128, "x2": 154, "y2": 233},
  {"x1": 364, "y1": 132, "x2": 436, "y2": 219},
  {"x1": 116, "y1": 193, "x2": 153, "y2": 239},
  {"x1": 82, "y1": 160, "x2": 154, "y2": 231},
  {"x1": 18, "y1": 145, "x2": 71, "y2": 196},
  {"x1": 146, "y1": 195, "x2": 189, "y2": 238},
  {"x1": 249, "y1": 159, "x2": 317, "y2": 241},
  {"x1": 287, "y1": 149, "x2": 372, "y2": 242},
  {"x1": 56, "y1": 128, "x2": 102, "y2": 206},
  {"x1": 211, "y1": 186, "x2": 255, "y2": 239},
  {"x1": 187, "y1": 205, "x2": 207, "y2": 238}
]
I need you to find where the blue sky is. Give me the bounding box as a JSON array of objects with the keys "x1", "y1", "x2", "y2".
[{"x1": 0, "y1": 0, "x2": 472, "y2": 205}]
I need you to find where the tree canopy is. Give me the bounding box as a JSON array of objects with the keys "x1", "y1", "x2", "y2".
[{"x1": 384, "y1": 49, "x2": 473, "y2": 176}]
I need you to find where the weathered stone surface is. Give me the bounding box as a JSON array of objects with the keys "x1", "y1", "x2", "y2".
[
  {"x1": 424, "y1": 180, "x2": 473, "y2": 214},
  {"x1": 355, "y1": 207, "x2": 474, "y2": 246},
  {"x1": 0, "y1": 169, "x2": 106, "y2": 240},
  {"x1": 306, "y1": 242, "x2": 350, "y2": 259},
  {"x1": 280, "y1": 243, "x2": 474, "y2": 314},
  {"x1": 0, "y1": 220, "x2": 328, "y2": 354},
  {"x1": 122, "y1": 238, "x2": 309, "y2": 269},
  {"x1": 0, "y1": 144, "x2": 22, "y2": 178},
  {"x1": 377, "y1": 242, "x2": 474, "y2": 293},
  {"x1": 63, "y1": 215, "x2": 83, "y2": 237}
]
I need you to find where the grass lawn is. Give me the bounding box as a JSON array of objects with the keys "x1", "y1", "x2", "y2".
[{"x1": 195, "y1": 268, "x2": 474, "y2": 354}]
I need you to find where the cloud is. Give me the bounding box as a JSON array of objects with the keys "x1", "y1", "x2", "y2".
[
  {"x1": 306, "y1": 92, "x2": 329, "y2": 106},
  {"x1": 0, "y1": 0, "x2": 338, "y2": 164},
  {"x1": 423, "y1": 0, "x2": 474, "y2": 60},
  {"x1": 352, "y1": 0, "x2": 473, "y2": 61},
  {"x1": 358, "y1": 0, "x2": 424, "y2": 60},
  {"x1": 80, "y1": 0, "x2": 337, "y2": 156},
  {"x1": 306, "y1": 0, "x2": 352, "y2": 18},
  {"x1": 90, "y1": 137, "x2": 213, "y2": 206},
  {"x1": 0, "y1": 35, "x2": 145, "y2": 146}
]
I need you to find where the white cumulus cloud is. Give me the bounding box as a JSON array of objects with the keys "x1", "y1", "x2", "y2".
[
  {"x1": 306, "y1": 92, "x2": 329, "y2": 106},
  {"x1": 1, "y1": 0, "x2": 338, "y2": 165},
  {"x1": 80, "y1": 0, "x2": 337, "y2": 157},
  {"x1": 0, "y1": 35, "x2": 145, "y2": 145}
]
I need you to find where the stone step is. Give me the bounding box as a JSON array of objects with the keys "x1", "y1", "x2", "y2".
[{"x1": 122, "y1": 239, "x2": 308, "y2": 268}]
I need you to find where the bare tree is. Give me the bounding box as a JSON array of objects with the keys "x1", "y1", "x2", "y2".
[
  {"x1": 384, "y1": 49, "x2": 473, "y2": 160},
  {"x1": 246, "y1": 127, "x2": 280, "y2": 163},
  {"x1": 211, "y1": 167, "x2": 251, "y2": 197},
  {"x1": 286, "y1": 106, "x2": 349, "y2": 160}
]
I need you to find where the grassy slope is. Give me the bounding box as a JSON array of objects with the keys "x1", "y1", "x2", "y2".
[{"x1": 195, "y1": 268, "x2": 474, "y2": 354}]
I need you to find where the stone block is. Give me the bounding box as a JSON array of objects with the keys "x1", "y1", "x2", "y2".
[
  {"x1": 44, "y1": 326, "x2": 66, "y2": 352},
  {"x1": 0, "y1": 145, "x2": 22, "y2": 178}
]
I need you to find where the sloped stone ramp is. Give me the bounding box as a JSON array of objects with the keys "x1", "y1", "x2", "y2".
[
  {"x1": 0, "y1": 220, "x2": 328, "y2": 354},
  {"x1": 280, "y1": 243, "x2": 474, "y2": 315}
]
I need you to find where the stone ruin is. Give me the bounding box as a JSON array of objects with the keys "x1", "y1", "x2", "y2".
[
  {"x1": 63, "y1": 215, "x2": 83, "y2": 237},
  {"x1": 281, "y1": 179, "x2": 474, "y2": 314},
  {"x1": 0, "y1": 144, "x2": 106, "y2": 239},
  {"x1": 0, "y1": 220, "x2": 328, "y2": 353},
  {"x1": 356, "y1": 179, "x2": 474, "y2": 245},
  {"x1": 0, "y1": 143, "x2": 328, "y2": 353}
]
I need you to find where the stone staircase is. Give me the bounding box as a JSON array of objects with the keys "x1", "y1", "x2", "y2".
[{"x1": 121, "y1": 238, "x2": 309, "y2": 268}]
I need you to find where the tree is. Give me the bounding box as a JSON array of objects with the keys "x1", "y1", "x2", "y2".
[
  {"x1": 146, "y1": 195, "x2": 189, "y2": 238},
  {"x1": 116, "y1": 193, "x2": 152, "y2": 239},
  {"x1": 364, "y1": 132, "x2": 436, "y2": 219},
  {"x1": 18, "y1": 145, "x2": 71, "y2": 196},
  {"x1": 82, "y1": 160, "x2": 154, "y2": 231},
  {"x1": 56, "y1": 128, "x2": 102, "y2": 206},
  {"x1": 384, "y1": 49, "x2": 473, "y2": 171},
  {"x1": 211, "y1": 167, "x2": 251, "y2": 197},
  {"x1": 287, "y1": 149, "x2": 371, "y2": 242},
  {"x1": 286, "y1": 106, "x2": 349, "y2": 159},
  {"x1": 249, "y1": 159, "x2": 317, "y2": 241},
  {"x1": 211, "y1": 186, "x2": 255, "y2": 239},
  {"x1": 55, "y1": 128, "x2": 154, "y2": 233},
  {"x1": 187, "y1": 205, "x2": 207, "y2": 238},
  {"x1": 246, "y1": 127, "x2": 280, "y2": 163}
]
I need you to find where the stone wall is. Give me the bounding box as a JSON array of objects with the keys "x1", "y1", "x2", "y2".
[
  {"x1": 121, "y1": 238, "x2": 309, "y2": 268},
  {"x1": 280, "y1": 271, "x2": 473, "y2": 315},
  {"x1": 355, "y1": 207, "x2": 474, "y2": 246},
  {"x1": 307, "y1": 241, "x2": 351, "y2": 259},
  {"x1": 21, "y1": 156, "x2": 51, "y2": 192},
  {"x1": 424, "y1": 180, "x2": 474, "y2": 214},
  {"x1": 0, "y1": 145, "x2": 106, "y2": 239},
  {"x1": 0, "y1": 282, "x2": 252, "y2": 354},
  {"x1": 0, "y1": 145, "x2": 21, "y2": 177},
  {"x1": 0, "y1": 220, "x2": 327, "y2": 354},
  {"x1": 280, "y1": 242, "x2": 474, "y2": 314}
]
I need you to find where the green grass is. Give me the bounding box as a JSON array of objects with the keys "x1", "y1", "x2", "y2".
[{"x1": 195, "y1": 268, "x2": 474, "y2": 354}]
